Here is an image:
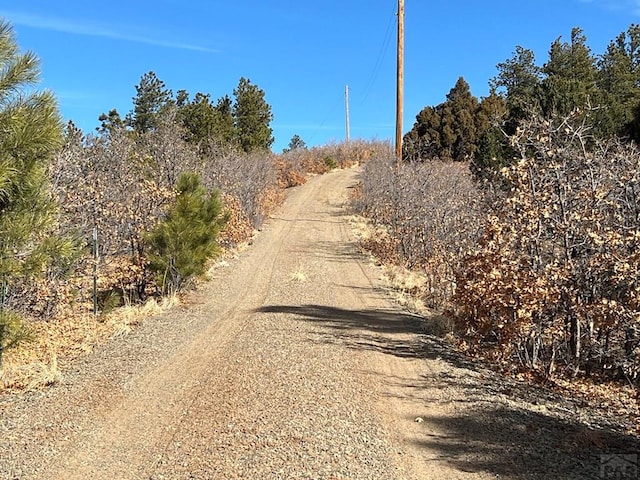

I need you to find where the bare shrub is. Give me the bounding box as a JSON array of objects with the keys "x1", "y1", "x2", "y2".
[
  {"x1": 279, "y1": 140, "x2": 393, "y2": 180},
  {"x1": 356, "y1": 155, "x2": 484, "y2": 309},
  {"x1": 201, "y1": 150, "x2": 279, "y2": 230},
  {"x1": 135, "y1": 111, "x2": 203, "y2": 189},
  {"x1": 51, "y1": 125, "x2": 187, "y2": 307},
  {"x1": 455, "y1": 113, "x2": 640, "y2": 381},
  {"x1": 276, "y1": 149, "x2": 308, "y2": 188}
]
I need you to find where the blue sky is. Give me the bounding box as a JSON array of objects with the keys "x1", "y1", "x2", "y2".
[{"x1": 1, "y1": 1, "x2": 638, "y2": 152}]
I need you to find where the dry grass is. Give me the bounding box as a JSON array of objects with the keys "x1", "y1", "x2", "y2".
[
  {"x1": 0, "y1": 296, "x2": 177, "y2": 392},
  {"x1": 289, "y1": 265, "x2": 307, "y2": 283},
  {"x1": 384, "y1": 266, "x2": 428, "y2": 311},
  {"x1": 106, "y1": 296, "x2": 177, "y2": 337},
  {"x1": 0, "y1": 349, "x2": 62, "y2": 391}
]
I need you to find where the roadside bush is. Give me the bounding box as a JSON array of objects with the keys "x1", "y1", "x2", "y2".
[
  {"x1": 52, "y1": 125, "x2": 177, "y2": 305},
  {"x1": 455, "y1": 114, "x2": 640, "y2": 381},
  {"x1": 275, "y1": 149, "x2": 307, "y2": 188},
  {"x1": 217, "y1": 192, "x2": 255, "y2": 247},
  {"x1": 355, "y1": 155, "x2": 484, "y2": 309},
  {"x1": 145, "y1": 172, "x2": 228, "y2": 294},
  {"x1": 202, "y1": 150, "x2": 278, "y2": 230}
]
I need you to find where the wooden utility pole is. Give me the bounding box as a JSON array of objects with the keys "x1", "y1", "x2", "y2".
[
  {"x1": 345, "y1": 85, "x2": 350, "y2": 144},
  {"x1": 395, "y1": 0, "x2": 405, "y2": 165}
]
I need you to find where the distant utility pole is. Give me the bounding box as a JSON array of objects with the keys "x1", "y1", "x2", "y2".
[
  {"x1": 395, "y1": 0, "x2": 405, "y2": 165},
  {"x1": 345, "y1": 85, "x2": 350, "y2": 144}
]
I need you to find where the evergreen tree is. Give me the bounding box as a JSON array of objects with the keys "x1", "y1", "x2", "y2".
[
  {"x1": 177, "y1": 92, "x2": 217, "y2": 146},
  {"x1": 213, "y1": 95, "x2": 235, "y2": 146},
  {"x1": 175, "y1": 91, "x2": 238, "y2": 150},
  {"x1": 596, "y1": 25, "x2": 640, "y2": 140},
  {"x1": 473, "y1": 90, "x2": 512, "y2": 177},
  {"x1": 175, "y1": 89, "x2": 190, "y2": 107},
  {"x1": 283, "y1": 134, "x2": 307, "y2": 153},
  {"x1": 97, "y1": 108, "x2": 125, "y2": 136},
  {"x1": 403, "y1": 105, "x2": 442, "y2": 161},
  {"x1": 145, "y1": 173, "x2": 227, "y2": 294},
  {"x1": 127, "y1": 71, "x2": 173, "y2": 133},
  {"x1": 447, "y1": 77, "x2": 480, "y2": 160},
  {"x1": 476, "y1": 89, "x2": 509, "y2": 132},
  {"x1": 403, "y1": 77, "x2": 482, "y2": 161},
  {"x1": 541, "y1": 28, "x2": 598, "y2": 117},
  {"x1": 0, "y1": 20, "x2": 64, "y2": 361},
  {"x1": 490, "y1": 46, "x2": 542, "y2": 129},
  {"x1": 232, "y1": 77, "x2": 274, "y2": 153}
]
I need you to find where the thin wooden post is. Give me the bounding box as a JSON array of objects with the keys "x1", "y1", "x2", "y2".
[
  {"x1": 345, "y1": 85, "x2": 350, "y2": 144},
  {"x1": 93, "y1": 226, "x2": 98, "y2": 315}
]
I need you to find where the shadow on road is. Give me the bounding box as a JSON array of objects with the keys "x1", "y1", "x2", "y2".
[
  {"x1": 256, "y1": 303, "x2": 640, "y2": 480},
  {"x1": 408, "y1": 404, "x2": 638, "y2": 479},
  {"x1": 257, "y1": 304, "x2": 426, "y2": 359}
]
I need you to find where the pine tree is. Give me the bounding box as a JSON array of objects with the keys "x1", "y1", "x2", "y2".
[
  {"x1": 283, "y1": 134, "x2": 307, "y2": 153},
  {"x1": 145, "y1": 173, "x2": 228, "y2": 294},
  {"x1": 541, "y1": 28, "x2": 598, "y2": 117},
  {"x1": 127, "y1": 71, "x2": 173, "y2": 133},
  {"x1": 0, "y1": 20, "x2": 64, "y2": 362},
  {"x1": 232, "y1": 77, "x2": 274, "y2": 153},
  {"x1": 213, "y1": 95, "x2": 235, "y2": 146},
  {"x1": 596, "y1": 25, "x2": 640, "y2": 140},
  {"x1": 490, "y1": 46, "x2": 542, "y2": 130},
  {"x1": 177, "y1": 91, "x2": 217, "y2": 146},
  {"x1": 175, "y1": 91, "x2": 237, "y2": 151},
  {"x1": 97, "y1": 108, "x2": 125, "y2": 136}
]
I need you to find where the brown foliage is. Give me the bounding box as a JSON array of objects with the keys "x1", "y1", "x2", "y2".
[
  {"x1": 279, "y1": 140, "x2": 393, "y2": 181},
  {"x1": 217, "y1": 192, "x2": 254, "y2": 247},
  {"x1": 356, "y1": 116, "x2": 640, "y2": 388},
  {"x1": 455, "y1": 114, "x2": 640, "y2": 382}
]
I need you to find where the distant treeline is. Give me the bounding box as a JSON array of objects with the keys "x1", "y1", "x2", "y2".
[
  {"x1": 97, "y1": 71, "x2": 275, "y2": 154},
  {"x1": 403, "y1": 25, "x2": 640, "y2": 174}
]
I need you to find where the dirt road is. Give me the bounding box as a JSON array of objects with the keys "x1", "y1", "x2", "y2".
[{"x1": 1, "y1": 167, "x2": 635, "y2": 479}]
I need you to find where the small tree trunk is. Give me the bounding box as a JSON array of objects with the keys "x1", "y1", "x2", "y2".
[
  {"x1": 0, "y1": 321, "x2": 4, "y2": 366},
  {"x1": 570, "y1": 314, "x2": 581, "y2": 377},
  {"x1": 546, "y1": 343, "x2": 556, "y2": 379},
  {"x1": 625, "y1": 326, "x2": 637, "y2": 357}
]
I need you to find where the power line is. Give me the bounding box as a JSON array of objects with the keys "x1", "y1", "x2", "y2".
[
  {"x1": 305, "y1": 0, "x2": 397, "y2": 145},
  {"x1": 304, "y1": 91, "x2": 344, "y2": 146},
  {"x1": 359, "y1": 1, "x2": 397, "y2": 105}
]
